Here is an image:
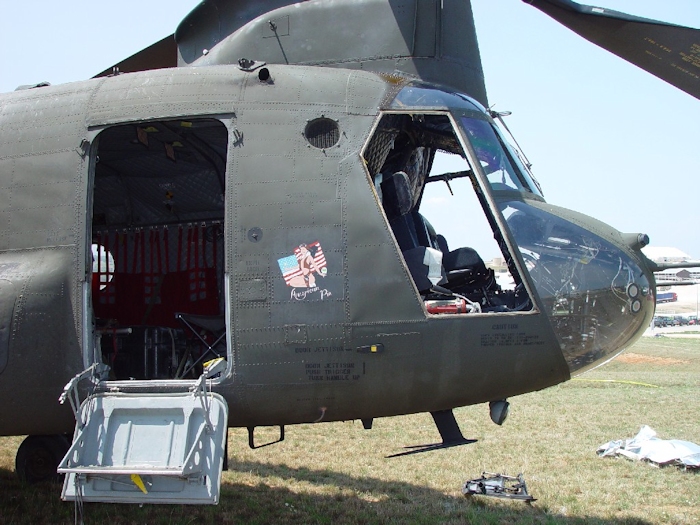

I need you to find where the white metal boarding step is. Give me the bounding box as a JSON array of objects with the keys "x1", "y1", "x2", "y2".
[{"x1": 58, "y1": 360, "x2": 228, "y2": 505}]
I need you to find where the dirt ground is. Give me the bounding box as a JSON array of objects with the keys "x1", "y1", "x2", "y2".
[{"x1": 615, "y1": 352, "x2": 689, "y2": 366}]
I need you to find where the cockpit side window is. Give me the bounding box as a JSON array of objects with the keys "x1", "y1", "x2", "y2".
[{"x1": 363, "y1": 113, "x2": 532, "y2": 315}]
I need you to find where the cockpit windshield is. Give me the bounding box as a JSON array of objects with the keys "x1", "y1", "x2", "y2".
[
  {"x1": 459, "y1": 116, "x2": 541, "y2": 196},
  {"x1": 499, "y1": 200, "x2": 653, "y2": 374}
]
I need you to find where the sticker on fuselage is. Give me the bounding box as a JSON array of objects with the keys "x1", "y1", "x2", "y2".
[{"x1": 277, "y1": 241, "x2": 331, "y2": 301}]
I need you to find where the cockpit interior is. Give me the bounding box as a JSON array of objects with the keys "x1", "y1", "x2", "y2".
[{"x1": 363, "y1": 112, "x2": 532, "y2": 315}]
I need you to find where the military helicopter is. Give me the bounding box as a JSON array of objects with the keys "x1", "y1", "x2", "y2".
[{"x1": 0, "y1": 0, "x2": 698, "y2": 505}]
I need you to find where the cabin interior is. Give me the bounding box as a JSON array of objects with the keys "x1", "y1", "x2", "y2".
[{"x1": 90, "y1": 119, "x2": 228, "y2": 380}]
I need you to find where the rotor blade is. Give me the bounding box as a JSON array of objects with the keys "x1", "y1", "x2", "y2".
[
  {"x1": 523, "y1": 0, "x2": 700, "y2": 100},
  {"x1": 93, "y1": 34, "x2": 177, "y2": 78},
  {"x1": 651, "y1": 260, "x2": 700, "y2": 272}
]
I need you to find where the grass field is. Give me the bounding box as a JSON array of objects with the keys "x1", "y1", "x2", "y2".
[{"x1": 1, "y1": 336, "x2": 698, "y2": 524}]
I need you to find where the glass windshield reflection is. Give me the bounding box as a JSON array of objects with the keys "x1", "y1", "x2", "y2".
[
  {"x1": 500, "y1": 201, "x2": 653, "y2": 374},
  {"x1": 459, "y1": 117, "x2": 539, "y2": 194}
]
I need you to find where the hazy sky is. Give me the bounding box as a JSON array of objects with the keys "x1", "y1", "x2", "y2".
[{"x1": 1, "y1": 1, "x2": 699, "y2": 257}]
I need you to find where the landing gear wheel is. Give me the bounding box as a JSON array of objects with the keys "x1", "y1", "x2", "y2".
[{"x1": 15, "y1": 434, "x2": 71, "y2": 484}]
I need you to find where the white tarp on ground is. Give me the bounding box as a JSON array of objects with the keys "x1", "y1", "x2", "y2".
[{"x1": 597, "y1": 425, "x2": 700, "y2": 469}]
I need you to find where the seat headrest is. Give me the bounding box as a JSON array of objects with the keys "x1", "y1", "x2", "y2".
[{"x1": 380, "y1": 171, "x2": 413, "y2": 218}]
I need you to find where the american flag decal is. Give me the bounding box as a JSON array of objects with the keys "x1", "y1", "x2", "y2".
[
  {"x1": 277, "y1": 254, "x2": 302, "y2": 285},
  {"x1": 277, "y1": 241, "x2": 327, "y2": 287}
]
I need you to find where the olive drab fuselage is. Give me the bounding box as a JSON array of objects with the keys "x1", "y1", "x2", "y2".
[{"x1": 0, "y1": 62, "x2": 654, "y2": 436}]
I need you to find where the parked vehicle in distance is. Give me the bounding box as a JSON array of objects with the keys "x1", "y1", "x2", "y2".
[
  {"x1": 653, "y1": 316, "x2": 669, "y2": 327},
  {"x1": 656, "y1": 292, "x2": 678, "y2": 304}
]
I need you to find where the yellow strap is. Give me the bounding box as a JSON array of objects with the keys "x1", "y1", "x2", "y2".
[{"x1": 130, "y1": 473, "x2": 148, "y2": 494}]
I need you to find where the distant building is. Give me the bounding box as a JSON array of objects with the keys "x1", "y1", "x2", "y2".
[
  {"x1": 642, "y1": 246, "x2": 691, "y2": 263},
  {"x1": 642, "y1": 246, "x2": 698, "y2": 283},
  {"x1": 487, "y1": 256, "x2": 508, "y2": 274}
]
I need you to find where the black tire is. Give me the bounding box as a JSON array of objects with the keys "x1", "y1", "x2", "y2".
[{"x1": 15, "y1": 434, "x2": 71, "y2": 484}]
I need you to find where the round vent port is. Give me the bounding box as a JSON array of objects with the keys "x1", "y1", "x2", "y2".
[{"x1": 304, "y1": 117, "x2": 340, "y2": 149}]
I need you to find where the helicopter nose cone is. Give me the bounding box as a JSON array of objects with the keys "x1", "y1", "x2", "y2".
[
  {"x1": 503, "y1": 202, "x2": 655, "y2": 375},
  {"x1": 546, "y1": 264, "x2": 653, "y2": 375}
]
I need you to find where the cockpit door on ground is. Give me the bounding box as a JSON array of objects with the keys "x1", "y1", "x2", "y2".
[
  {"x1": 58, "y1": 361, "x2": 228, "y2": 504},
  {"x1": 60, "y1": 391, "x2": 228, "y2": 504}
]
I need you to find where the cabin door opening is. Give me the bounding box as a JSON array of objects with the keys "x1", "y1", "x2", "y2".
[{"x1": 87, "y1": 119, "x2": 229, "y2": 380}]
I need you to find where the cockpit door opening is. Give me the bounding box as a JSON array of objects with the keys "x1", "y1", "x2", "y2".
[{"x1": 363, "y1": 112, "x2": 532, "y2": 314}]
